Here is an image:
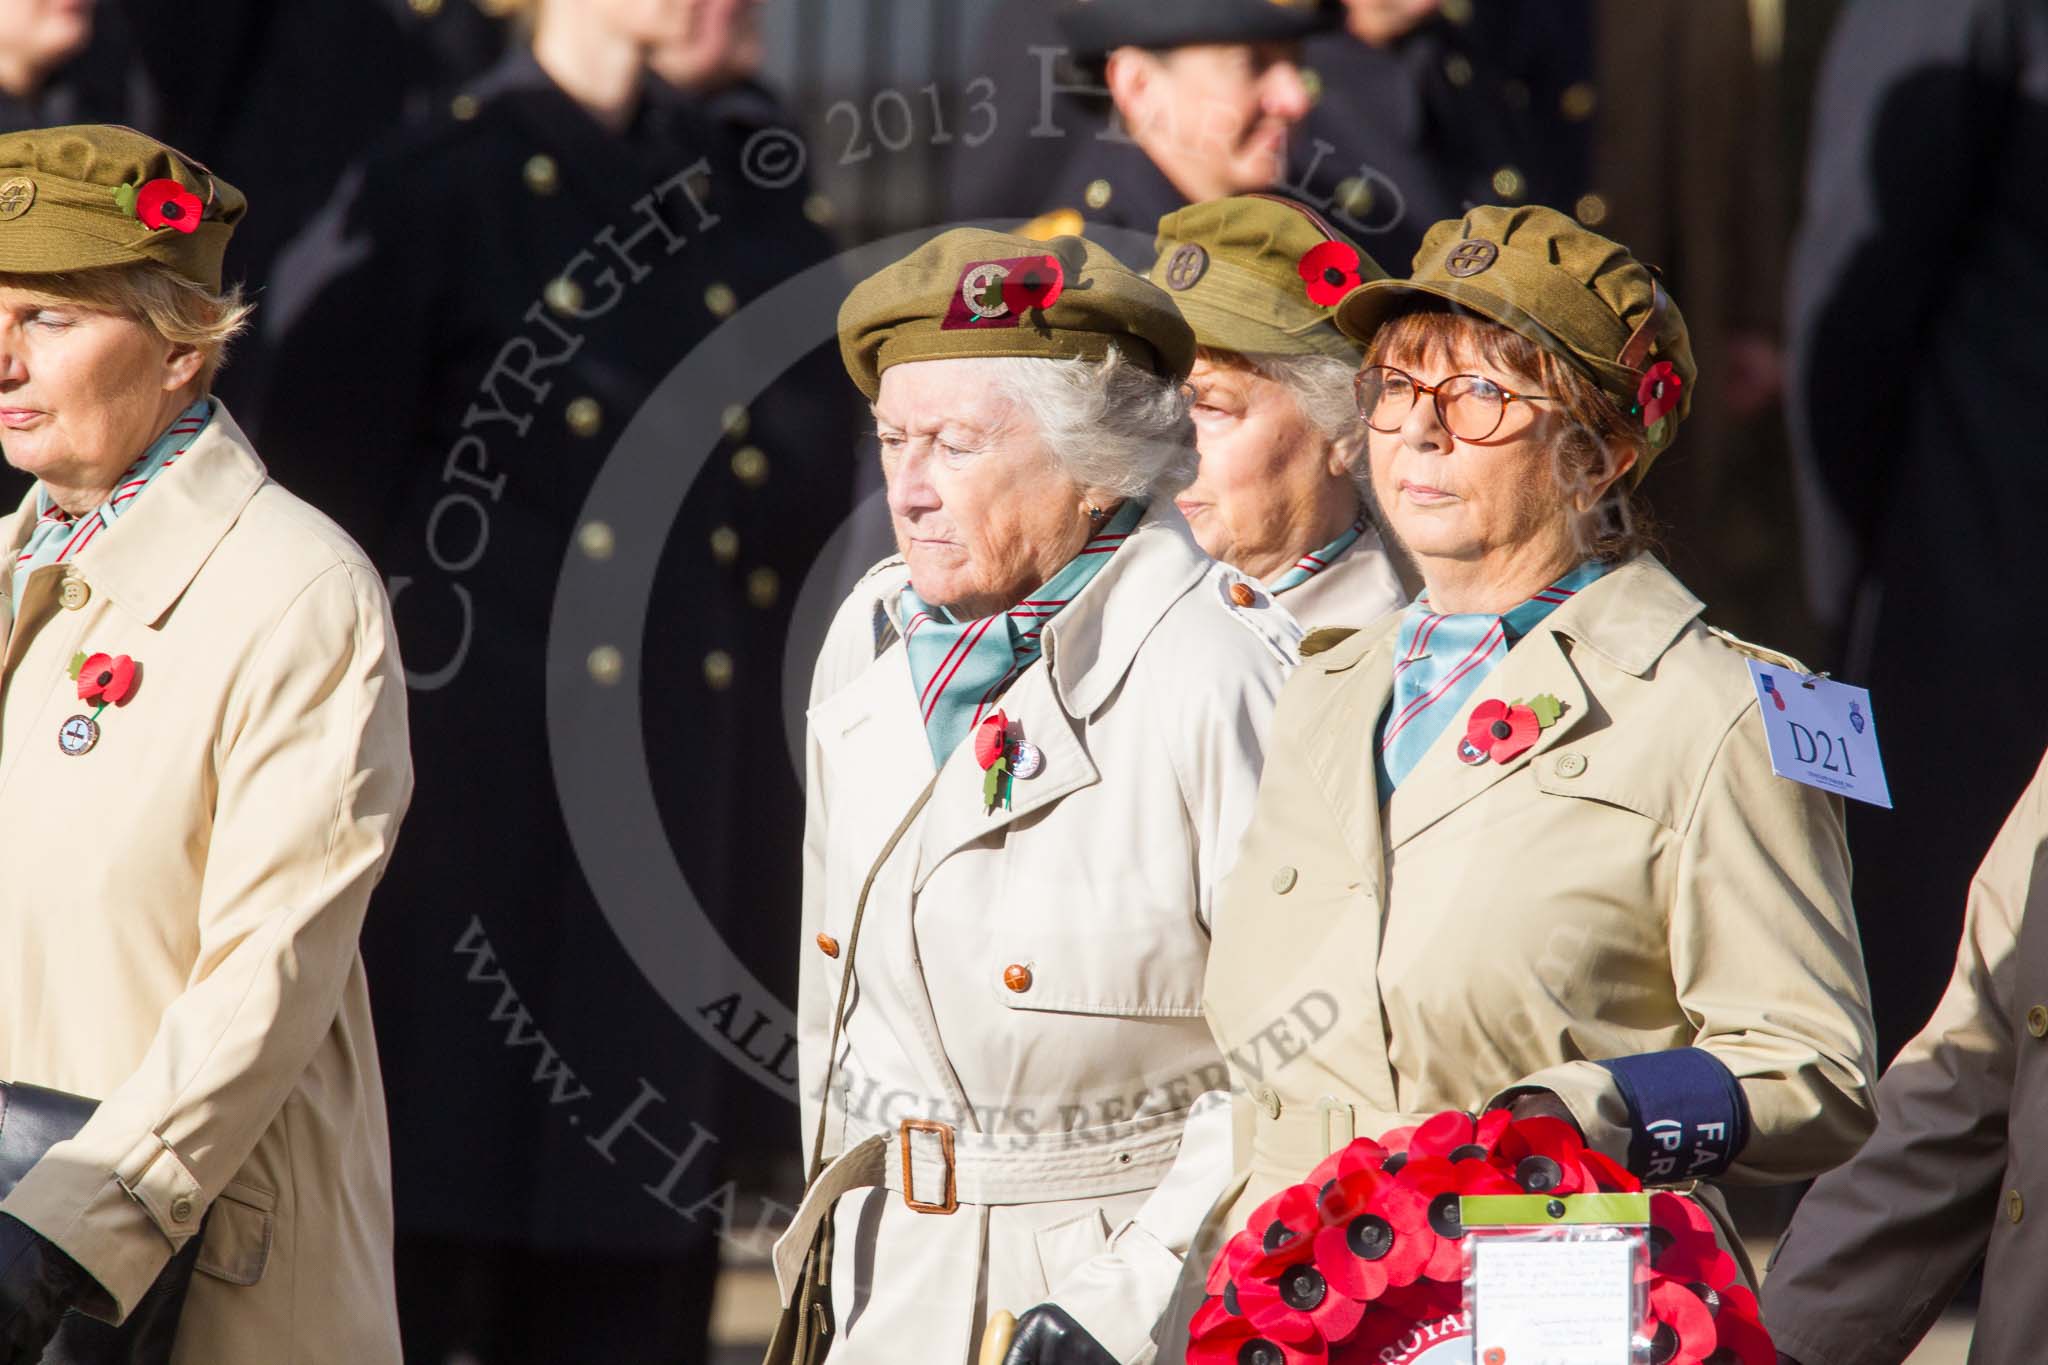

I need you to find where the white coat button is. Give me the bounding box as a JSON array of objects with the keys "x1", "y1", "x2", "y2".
[
  {"x1": 58, "y1": 578, "x2": 90, "y2": 611},
  {"x1": 1253, "y1": 1084, "x2": 1281, "y2": 1119},
  {"x1": 1272, "y1": 867, "x2": 1298, "y2": 894},
  {"x1": 1554, "y1": 751, "x2": 1587, "y2": 779},
  {"x1": 170, "y1": 1196, "x2": 194, "y2": 1224}
]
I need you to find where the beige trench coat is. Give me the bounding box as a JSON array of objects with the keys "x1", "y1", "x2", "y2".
[
  {"x1": 781, "y1": 503, "x2": 1297, "y2": 1363},
  {"x1": 0, "y1": 406, "x2": 410, "y2": 1362},
  {"x1": 1200, "y1": 555, "x2": 1877, "y2": 1232},
  {"x1": 1269, "y1": 523, "x2": 1409, "y2": 636},
  {"x1": 1763, "y1": 746, "x2": 2048, "y2": 1365}
]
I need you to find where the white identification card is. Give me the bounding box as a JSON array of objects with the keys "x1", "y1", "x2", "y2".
[
  {"x1": 1744, "y1": 660, "x2": 1893, "y2": 808},
  {"x1": 1471, "y1": 1239, "x2": 1633, "y2": 1365}
]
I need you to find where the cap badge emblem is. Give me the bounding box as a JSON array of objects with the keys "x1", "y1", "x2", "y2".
[{"x1": 1444, "y1": 239, "x2": 1500, "y2": 277}]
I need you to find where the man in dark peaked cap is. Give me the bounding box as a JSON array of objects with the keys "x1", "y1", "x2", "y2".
[{"x1": 1021, "y1": 0, "x2": 1334, "y2": 262}]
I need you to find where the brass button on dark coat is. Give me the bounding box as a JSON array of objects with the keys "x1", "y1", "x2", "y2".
[
  {"x1": 2029, "y1": 1005, "x2": 2048, "y2": 1038},
  {"x1": 2009, "y1": 1189, "x2": 2025, "y2": 1224},
  {"x1": 1002, "y1": 964, "x2": 1032, "y2": 993},
  {"x1": 815, "y1": 934, "x2": 840, "y2": 959}
]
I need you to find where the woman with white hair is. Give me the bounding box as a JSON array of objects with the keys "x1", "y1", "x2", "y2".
[
  {"x1": 778, "y1": 229, "x2": 1296, "y2": 1365},
  {"x1": 1148, "y1": 196, "x2": 1410, "y2": 630}
]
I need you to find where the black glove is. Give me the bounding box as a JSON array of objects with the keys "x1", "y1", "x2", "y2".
[
  {"x1": 0, "y1": 1213, "x2": 91, "y2": 1363},
  {"x1": 1002, "y1": 1304, "x2": 1119, "y2": 1365}
]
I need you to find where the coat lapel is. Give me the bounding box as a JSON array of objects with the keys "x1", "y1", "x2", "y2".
[{"x1": 1299, "y1": 624, "x2": 1397, "y2": 907}]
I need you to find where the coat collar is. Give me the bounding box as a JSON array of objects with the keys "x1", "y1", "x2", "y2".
[
  {"x1": 1041, "y1": 499, "x2": 1213, "y2": 718},
  {"x1": 1301, "y1": 554, "x2": 1704, "y2": 855},
  {"x1": 3, "y1": 402, "x2": 268, "y2": 630}
]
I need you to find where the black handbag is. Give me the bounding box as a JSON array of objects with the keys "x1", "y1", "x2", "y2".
[{"x1": 0, "y1": 1083, "x2": 203, "y2": 1365}]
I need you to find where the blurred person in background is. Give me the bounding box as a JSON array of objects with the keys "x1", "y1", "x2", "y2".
[
  {"x1": 1147, "y1": 194, "x2": 1409, "y2": 627},
  {"x1": 0, "y1": 0, "x2": 153, "y2": 134},
  {"x1": 1023, "y1": 0, "x2": 1330, "y2": 262},
  {"x1": 250, "y1": 0, "x2": 856, "y2": 1359},
  {"x1": 1787, "y1": 0, "x2": 2048, "y2": 1062},
  {"x1": 1289, "y1": 0, "x2": 1592, "y2": 268}
]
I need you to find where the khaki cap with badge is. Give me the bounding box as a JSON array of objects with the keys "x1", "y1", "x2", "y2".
[
  {"x1": 0, "y1": 124, "x2": 246, "y2": 291},
  {"x1": 1336, "y1": 204, "x2": 1697, "y2": 471},
  {"x1": 1149, "y1": 193, "x2": 1388, "y2": 362},
  {"x1": 838, "y1": 226, "x2": 1196, "y2": 399}
]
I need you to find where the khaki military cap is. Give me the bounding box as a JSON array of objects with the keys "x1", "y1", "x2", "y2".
[
  {"x1": 1336, "y1": 205, "x2": 1697, "y2": 460},
  {"x1": 0, "y1": 125, "x2": 246, "y2": 291},
  {"x1": 1150, "y1": 193, "x2": 1387, "y2": 362},
  {"x1": 839, "y1": 227, "x2": 1196, "y2": 400}
]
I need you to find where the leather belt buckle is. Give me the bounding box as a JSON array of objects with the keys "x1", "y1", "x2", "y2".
[{"x1": 898, "y1": 1118, "x2": 958, "y2": 1214}]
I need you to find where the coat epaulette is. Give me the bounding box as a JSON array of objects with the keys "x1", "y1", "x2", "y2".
[
  {"x1": 1209, "y1": 568, "x2": 1303, "y2": 667},
  {"x1": 1300, "y1": 626, "x2": 1360, "y2": 658},
  {"x1": 1705, "y1": 625, "x2": 1809, "y2": 675}
]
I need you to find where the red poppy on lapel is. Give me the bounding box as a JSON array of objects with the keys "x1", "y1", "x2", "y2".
[
  {"x1": 1458, "y1": 699, "x2": 1540, "y2": 765},
  {"x1": 75, "y1": 653, "x2": 138, "y2": 706}
]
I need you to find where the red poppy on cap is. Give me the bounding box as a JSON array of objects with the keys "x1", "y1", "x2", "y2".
[
  {"x1": 1298, "y1": 241, "x2": 1365, "y2": 307},
  {"x1": 76, "y1": 653, "x2": 137, "y2": 706},
  {"x1": 1000, "y1": 255, "x2": 1065, "y2": 314},
  {"x1": 1637, "y1": 360, "x2": 1683, "y2": 427},
  {"x1": 134, "y1": 179, "x2": 203, "y2": 234},
  {"x1": 1458, "y1": 699, "x2": 1540, "y2": 766}
]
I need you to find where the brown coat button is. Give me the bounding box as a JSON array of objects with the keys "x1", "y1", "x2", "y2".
[
  {"x1": 1230, "y1": 582, "x2": 1256, "y2": 607},
  {"x1": 1003, "y1": 964, "x2": 1033, "y2": 993},
  {"x1": 815, "y1": 934, "x2": 839, "y2": 959},
  {"x1": 2029, "y1": 1005, "x2": 2048, "y2": 1038}
]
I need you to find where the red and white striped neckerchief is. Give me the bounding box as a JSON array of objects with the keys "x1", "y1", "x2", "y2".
[
  {"x1": 1269, "y1": 515, "x2": 1367, "y2": 595},
  {"x1": 11, "y1": 399, "x2": 213, "y2": 605},
  {"x1": 896, "y1": 499, "x2": 1145, "y2": 767},
  {"x1": 1376, "y1": 560, "x2": 1608, "y2": 790}
]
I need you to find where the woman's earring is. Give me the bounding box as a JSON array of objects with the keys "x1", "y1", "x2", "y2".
[{"x1": 1087, "y1": 505, "x2": 1108, "y2": 524}]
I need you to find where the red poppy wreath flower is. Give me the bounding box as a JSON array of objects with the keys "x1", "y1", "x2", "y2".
[
  {"x1": 1703, "y1": 1285, "x2": 1778, "y2": 1365},
  {"x1": 76, "y1": 653, "x2": 137, "y2": 706},
  {"x1": 1458, "y1": 699, "x2": 1540, "y2": 766},
  {"x1": 1642, "y1": 1192, "x2": 1738, "y2": 1290},
  {"x1": 1307, "y1": 1137, "x2": 1392, "y2": 1197},
  {"x1": 1643, "y1": 1277, "x2": 1718, "y2": 1365},
  {"x1": 134, "y1": 178, "x2": 203, "y2": 234},
  {"x1": 1245, "y1": 1183, "x2": 1325, "y2": 1277},
  {"x1": 1241, "y1": 1253, "x2": 1367, "y2": 1344},
  {"x1": 1497, "y1": 1114, "x2": 1637, "y2": 1196},
  {"x1": 1313, "y1": 1166, "x2": 1432, "y2": 1299},
  {"x1": 1637, "y1": 360, "x2": 1683, "y2": 427},
  {"x1": 1392, "y1": 1155, "x2": 1518, "y2": 1282},
  {"x1": 1187, "y1": 1309, "x2": 1328, "y2": 1365},
  {"x1": 1407, "y1": 1108, "x2": 1511, "y2": 1164},
  {"x1": 1297, "y1": 241, "x2": 1366, "y2": 307},
  {"x1": 1000, "y1": 255, "x2": 1065, "y2": 314}
]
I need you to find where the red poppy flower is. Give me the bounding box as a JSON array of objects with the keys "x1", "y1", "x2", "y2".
[
  {"x1": 1373, "y1": 1278, "x2": 1463, "y2": 1328},
  {"x1": 134, "y1": 179, "x2": 203, "y2": 234},
  {"x1": 1206, "y1": 1228, "x2": 1265, "y2": 1306},
  {"x1": 1297, "y1": 240, "x2": 1365, "y2": 307},
  {"x1": 1307, "y1": 1137, "x2": 1391, "y2": 1197},
  {"x1": 1000, "y1": 255, "x2": 1064, "y2": 314},
  {"x1": 1245, "y1": 1183, "x2": 1325, "y2": 1277},
  {"x1": 1579, "y1": 1147, "x2": 1637, "y2": 1191},
  {"x1": 972, "y1": 710, "x2": 1008, "y2": 769},
  {"x1": 1187, "y1": 1308, "x2": 1328, "y2": 1365},
  {"x1": 1314, "y1": 1166, "x2": 1432, "y2": 1298},
  {"x1": 1643, "y1": 1278, "x2": 1719, "y2": 1365},
  {"x1": 1393, "y1": 1156, "x2": 1518, "y2": 1282},
  {"x1": 1704, "y1": 1285, "x2": 1777, "y2": 1365},
  {"x1": 1405, "y1": 1109, "x2": 1507, "y2": 1163},
  {"x1": 1458, "y1": 699, "x2": 1540, "y2": 766},
  {"x1": 76, "y1": 653, "x2": 137, "y2": 706},
  {"x1": 1241, "y1": 1254, "x2": 1367, "y2": 1343},
  {"x1": 1642, "y1": 1192, "x2": 1738, "y2": 1289},
  {"x1": 1497, "y1": 1114, "x2": 1618, "y2": 1196},
  {"x1": 1637, "y1": 360, "x2": 1683, "y2": 427}
]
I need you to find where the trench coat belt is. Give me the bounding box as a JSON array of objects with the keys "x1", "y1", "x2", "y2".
[
  {"x1": 1250, "y1": 1099, "x2": 1430, "y2": 1185},
  {"x1": 771, "y1": 1108, "x2": 1191, "y2": 1307}
]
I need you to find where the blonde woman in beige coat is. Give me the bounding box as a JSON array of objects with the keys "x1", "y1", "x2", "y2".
[
  {"x1": 1190, "y1": 207, "x2": 1878, "y2": 1303},
  {"x1": 778, "y1": 229, "x2": 1297, "y2": 1365},
  {"x1": 0, "y1": 127, "x2": 409, "y2": 1362}
]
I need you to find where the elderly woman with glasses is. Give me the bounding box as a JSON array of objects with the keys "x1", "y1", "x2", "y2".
[
  {"x1": 1187, "y1": 207, "x2": 1878, "y2": 1296},
  {"x1": 1148, "y1": 195, "x2": 1409, "y2": 630},
  {"x1": 781, "y1": 229, "x2": 1296, "y2": 1365}
]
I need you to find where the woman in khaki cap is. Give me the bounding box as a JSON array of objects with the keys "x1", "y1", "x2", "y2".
[
  {"x1": 1181, "y1": 206, "x2": 1877, "y2": 1335},
  {"x1": 782, "y1": 227, "x2": 1295, "y2": 1365},
  {"x1": 1148, "y1": 194, "x2": 1409, "y2": 630},
  {"x1": 0, "y1": 125, "x2": 408, "y2": 1362}
]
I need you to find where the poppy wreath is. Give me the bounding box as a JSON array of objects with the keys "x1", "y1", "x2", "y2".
[{"x1": 1188, "y1": 1108, "x2": 1779, "y2": 1365}]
